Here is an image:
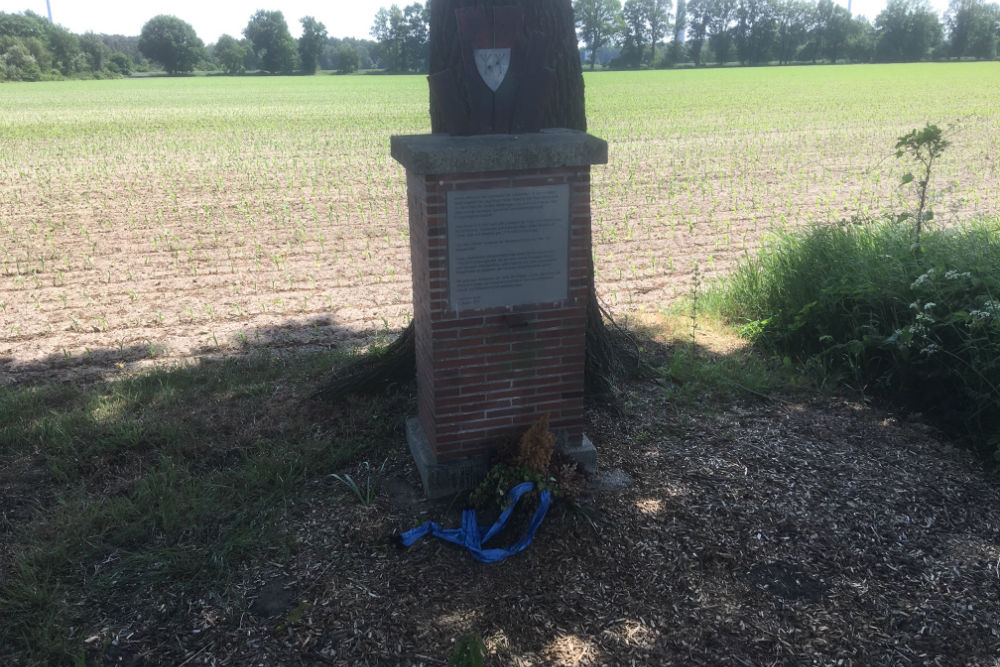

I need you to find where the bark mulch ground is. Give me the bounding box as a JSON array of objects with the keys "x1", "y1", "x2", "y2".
[{"x1": 81, "y1": 371, "x2": 1000, "y2": 667}]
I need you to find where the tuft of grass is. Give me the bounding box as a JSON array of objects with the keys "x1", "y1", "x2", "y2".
[
  {"x1": 0, "y1": 349, "x2": 407, "y2": 666},
  {"x1": 715, "y1": 217, "x2": 1000, "y2": 457},
  {"x1": 330, "y1": 458, "x2": 389, "y2": 506}
]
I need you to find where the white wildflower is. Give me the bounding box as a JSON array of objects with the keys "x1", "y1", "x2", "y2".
[{"x1": 910, "y1": 270, "x2": 934, "y2": 289}]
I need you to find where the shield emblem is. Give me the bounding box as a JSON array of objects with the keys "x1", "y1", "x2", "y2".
[{"x1": 474, "y1": 48, "x2": 511, "y2": 92}]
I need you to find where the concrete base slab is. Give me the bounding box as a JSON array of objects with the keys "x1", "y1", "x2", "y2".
[
  {"x1": 406, "y1": 418, "x2": 491, "y2": 499},
  {"x1": 407, "y1": 417, "x2": 599, "y2": 499},
  {"x1": 562, "y1": 433, "x2": 598, "y2": 474}
]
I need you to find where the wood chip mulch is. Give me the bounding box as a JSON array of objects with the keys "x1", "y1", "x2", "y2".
[{"x1": 86, "y1": 379, "x2": 1000, "y2": 667}]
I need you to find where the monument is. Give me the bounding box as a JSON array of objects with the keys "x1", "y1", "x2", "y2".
[{"x1": 391, "y1": 5, "x2": 607, "y2": 498}]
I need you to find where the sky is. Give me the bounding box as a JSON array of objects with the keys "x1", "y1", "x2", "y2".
[{"x1": 1, "y1": 0, "x2": 953, "y2": 45}]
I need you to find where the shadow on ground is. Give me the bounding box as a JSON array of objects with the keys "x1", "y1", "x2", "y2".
[
  {"x1": 0, "y1": 314, "x2": 384, "y2": 385},
  {"x1": 1, "y1": 327, "x2": 999, "y2": 666}
]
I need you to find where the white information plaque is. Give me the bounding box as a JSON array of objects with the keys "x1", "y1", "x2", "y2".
[{"x1": 447, "y1": 184, "x2": 570, "y2": 310}]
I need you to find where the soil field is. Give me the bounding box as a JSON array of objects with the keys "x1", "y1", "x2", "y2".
[{"x1": 2, "y1": 63, "x2": 998, "y2": 382}]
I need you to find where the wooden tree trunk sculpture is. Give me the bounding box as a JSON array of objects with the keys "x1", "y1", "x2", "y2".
[{"x1": 315, "y1": 0, "x2": 636, "y2": 402}]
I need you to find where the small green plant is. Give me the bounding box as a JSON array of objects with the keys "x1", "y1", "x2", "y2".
[
  {"x1": 895, "y1": 123, "x2": 949, "y2": 249},
  {"x1": 450, "y1": 633, "x2": 486, "y2": 667},
  {"x1": 330, "y1": 459, "x2": 388, "y2": 506},
  {"x1": 689, "y1": 260, "x2": 702, "y2": 342},
  {"x1": 469, "y1": 462, "x2": 555, "y2": 513}
]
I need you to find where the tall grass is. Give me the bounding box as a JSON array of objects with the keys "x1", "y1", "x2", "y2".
[{"x1": 716, "y1": 218, "x2": 1000, "y2": 458}]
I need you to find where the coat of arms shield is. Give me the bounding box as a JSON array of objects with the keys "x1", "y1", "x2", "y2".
[{"x1": 473, "y1": 48, "x2": 511, "y2": 92}]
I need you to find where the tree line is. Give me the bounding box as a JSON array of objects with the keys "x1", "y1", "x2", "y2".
[
  {"x1": 0, "y1": 9, "x2": 382, "y2": 81},
  {"x1": 0, "y1": 10, "x2": 139, "y2": 81},
  {"x1": 575, "y1": 0, "x2": 1000, "y2": 67},
  {"x1": 2, "y1": 0, "x2": 997, "y2": 82},
  {"x1": 137, "y1": 12, "x2": 372, "y2": 76}
]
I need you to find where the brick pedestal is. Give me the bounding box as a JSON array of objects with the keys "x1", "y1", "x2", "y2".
[{"x1": 391, "y1": 129, "x2": 607, "y2": 498}]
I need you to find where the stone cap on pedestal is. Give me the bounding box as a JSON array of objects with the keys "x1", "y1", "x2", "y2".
[{"x1": 390, "y1": 128, "x2": 608, "y2": 175}]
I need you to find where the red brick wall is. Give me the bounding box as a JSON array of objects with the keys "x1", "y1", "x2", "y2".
[{"x1": 407, "y1": 166, "x2": 592, "y2": 462}]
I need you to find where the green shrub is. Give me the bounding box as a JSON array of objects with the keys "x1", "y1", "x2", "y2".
[
  {"x1": 717, "y1": 218, "x2": 1000, "y2": 458},
  {"x1": 0, "y1": 43, "x2": 42, "y2": 81}
]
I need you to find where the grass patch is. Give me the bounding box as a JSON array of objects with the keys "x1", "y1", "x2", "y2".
[
  {"x1": 714, "y1": 217, "x2": 1000, "y2": 458},
  {"x1": 0, "y1": 350, "x2": 408, "y2": 665},
  {"x1": 629, "y1": 309, "x2": 811, "y2": 407}
]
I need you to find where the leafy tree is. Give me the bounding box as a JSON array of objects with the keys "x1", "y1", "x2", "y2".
[
  {"x1": 686, "y1": 0, "x2": 713, "y2": 63},
  {"x1": 0, "y1": 11, "x2": 139, "y2": 79},
  {"x1": 621, "y1": 0, "x2": 671, "y2": 63},
  {"x1": 337, "y1": 43, "x2": 360, "y2": 73},
  {"x1": 98, "y1": 34, "x2": 142, "y2": 63},
  {"x1": 0, "y1": 41, "x2": 41, "y2": 80},
  {"x1": 946, "y1": 0, "x2": 1000, "y2": 58},
  {"x1": 874, "y1": 0, "x2": 943, "y2": 61},
  {"x1": 0, "y1": 10, "x2": 82, "y2": 74},
  {"x1": 371, "y1": 3, "x2": 428, "y2": 72},
  {"x1": 243, "y1": 10, "x2": 297, "y2": 73},
  {"x1": 371, "y1": 5, "x2": 405, "y2": 70},
  {"x1": 810, "y1": 0, "x2": 852, "y2": 62},
  {"x1": 19, "y1": 35, "x2": 52, "y2": 71},
  {"x1": 214, "y1": 34, "x2": 247, "y2": 74},
  {"x1": 647, "y1": 0, "x2": 672, "y2": 62},
  {"x1": 108, "y1": 51, "x2": 132, "y2": 75},
  {"x1": 240, "y1": 38, "x2": 260, "y2": 71},
  {"x1": 403, "y1": 3, "x2": 430, "y2": 72},
  {"x1": 79, "y1": 32, "x2": 110, "y2": 71},
  {"x1": 733, "y1": 0, "x2": 776, "y2": 64},
  {"x1": 0, "y1": 12, "x2": 43, "y2": 39},
  {"x1": 772, "y1": 0, "x2": 811, "y2": 63},
  {"x1": 138, "y1": 15, "x2": 204, "y2": 74},
  {"x1": 707, "y1": 0, "x2": 737, "y2": 63},
  {"x1": 574, "y1": 0, "x2": 622, "y2": 69},
  {"x1": 46, "y1": 23, "x2": 81, "y2": 74},
  {"x1": 321, "y1": 37, "x2": 376, "y2": 70},
  {"x1": 298, "y1": 16, "x2": 327, "y2": 73},
  {"x1": 969, "y1": 2, "x2": 1000, "y2": 58},
  {"x1": 845, "y1": 16, "x2": 877, "y2": 61},
  {"x1": 621, "y1": 0, "x2": 650, "y2": 64}
]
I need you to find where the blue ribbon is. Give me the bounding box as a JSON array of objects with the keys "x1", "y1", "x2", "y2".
[{"x1": 399, "y1": 481, "x2": 551, "y2": 563}]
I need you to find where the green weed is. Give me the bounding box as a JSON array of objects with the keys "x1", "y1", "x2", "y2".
[{"x1": 717, "y1": 217, "x2": 1000, "y2": 457}]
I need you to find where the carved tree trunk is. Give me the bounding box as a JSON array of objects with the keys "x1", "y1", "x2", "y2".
[
  {"x1": 428, "y1": 0, "x2": 587, "y2": 133},
  {"x1": 315, "y1": 0, "x2": 636, "y2": 402}
]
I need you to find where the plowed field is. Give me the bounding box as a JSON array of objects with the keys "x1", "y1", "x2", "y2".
[{"x1": 2, "y1": 64, "x2": 998, "y2": 381}]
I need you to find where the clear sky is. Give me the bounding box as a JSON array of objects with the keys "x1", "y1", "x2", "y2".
[{"x1": 1, "y1": 0, "x2": 952, "y2": 44}]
